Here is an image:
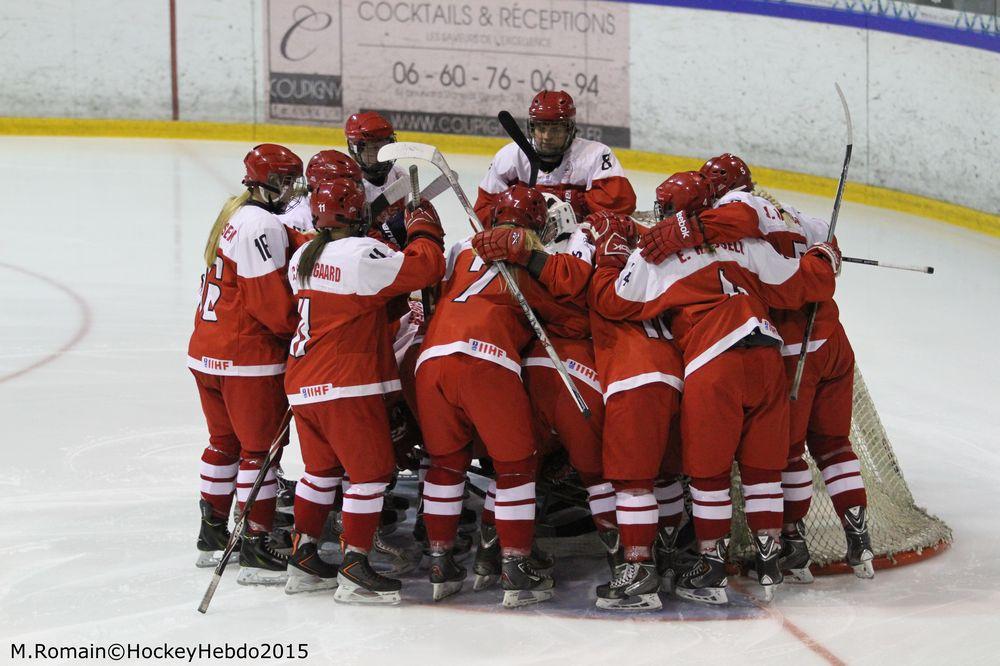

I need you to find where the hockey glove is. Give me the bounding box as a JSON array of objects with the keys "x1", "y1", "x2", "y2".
[
  {"x1": 471, "y1": 226, "x2": 532, "y2": 265},
  {"x1": 804, "y1": 242, "x2": 842, "y2": 276},
  {"x1": 587, "y1": 212, "x2": 637, "y2": 271},
  {"x1": 638, "y1": 211, "x2": 706, "y2": 264},
  {"x1": 404, "y1": 199, "x2": 445, "y2": 249}
]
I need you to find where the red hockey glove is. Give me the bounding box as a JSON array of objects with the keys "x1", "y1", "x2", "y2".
[
  {"x1": 586, "y1": 212, "x2": 637, "y2": 271},
  {"x1": 638, "y1": 211, "x2": 706, "y2": 264},
  {"x1": 804, "y1": 242, "x2": 842, "y2": 276},
  {"x1": 404, "y1": 199, "x2": 445, "y2": 249},
  {"x1": 471, "y1": 227, "x2": 532, "y2": 265}
]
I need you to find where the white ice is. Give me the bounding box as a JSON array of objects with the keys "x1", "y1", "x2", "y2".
[{"x1": 1, "y1": 136, "x2": 999, "y2": 665}]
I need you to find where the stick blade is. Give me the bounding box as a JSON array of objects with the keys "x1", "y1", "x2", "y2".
[{"x1": 378, "y1": 141, "x2": 438, "y2": 163}]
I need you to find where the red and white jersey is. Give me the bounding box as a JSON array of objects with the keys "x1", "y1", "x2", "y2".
[
  {"x1": 474, "y1": 139, "x2": 636, "y2": 222},
  {"x1": 417, "y1": 239, "x2": 588, "y2": 376},
  {"x1": 588, "y1": 240, "x2": 836, "y2": 377},
  {"x1": 590, "y1": 313, "x2": 684, "y2": 402},
  {"x1": 188, "y1": 204, "x2": 305, "y2": 376},
  {"x1": 278, "y1": 196, "x2": 314, "y2": 233},
  {"x1": 284, "y1": 235, "x2": 445, "y2": 406},
  {"x1": 713, "y1": 191, "x2": 841, "y2": 355}
]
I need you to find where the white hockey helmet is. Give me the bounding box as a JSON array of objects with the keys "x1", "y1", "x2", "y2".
[{"x1": 540, "y1": 192, "x2": 578, "y2": 245}]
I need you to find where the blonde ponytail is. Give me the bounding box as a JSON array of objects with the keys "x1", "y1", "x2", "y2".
[
  {"x1": 203, "y1": 191, "x2": 251, "y2": 266},
  {"x1": 752, "y1": 187, "x2": 797, "y2": 230}
]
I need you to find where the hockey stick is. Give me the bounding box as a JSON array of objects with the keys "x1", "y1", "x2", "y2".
[
  {"x1": 498, "y1": 111, "x2": 539, "y2": 187},
  {"x1": 842, "y1": 256, "x2": 934, "y2": 274},
  {"x1": 409, "y1": 164, "x2": 436, "y2": 318},
  {"x1": 379, "y1": 141, "x2": 591, "y2": 418},
  {"x1": 791, "y1": 84, "x2": 853, "y2": 401},
  {"x1": 197, "y1": 407, "x2": 293, "y2": 614}
]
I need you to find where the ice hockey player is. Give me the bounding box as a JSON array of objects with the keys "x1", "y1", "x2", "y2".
[
  {"x1": 415, "y1": 184, "x2": 587, "y2": 607},
  {"x1": 474, "y1": 90, "x2": 636, "y2": 223},
  {"x1": 189, "y1": 143, "x2": 307, "y2": 584},
  {"x1": 640, "y1": 154, "x2": 875, "y2": 579},
  {"x1": 590, "y1": 170, "x2": 841, "y2": 604},
  {"x1": 584, "y1": 210, "x2": 686, "y2": 611},
  {"x1": 283, "y1": 179, "x2": 446, "y2": 602},
  {"x1": 344, "y1": 111, "x2": 409, "y2": 247},
  {"x1": 473, "y1": 193, "x2": 617, "y2": 592},
  {"x1": 278, "y1": 149, "x2": 363, "y2": 234}
]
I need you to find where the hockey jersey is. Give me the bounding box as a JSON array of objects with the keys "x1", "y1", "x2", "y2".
[
  {"x1": 416, "y1": 239, "x2": 588, "y2": 376},
  {"x1": 284, "y1": 235, "x2": 445, "y2": 406},
  {"x1": 710, "y1": 191, "x2": 841, "y2": 355},
  {"x1": 277, "y1": 196, "x2": 314, "y2": 233},
  {"x1": 474, "y1": 139, "x2": 636, "y2": 223},
  {"x1": 588, "y1": 239, "x2": 836, "y2": 377},
  {"x1": 188, "y1": 203, "x2": 307, "y2": 376}
]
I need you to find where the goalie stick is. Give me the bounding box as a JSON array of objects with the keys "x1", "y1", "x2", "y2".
[
  {"x1": 791, "y1": 83, "x2": 852, "y2": 401},
  {"x1": 497, "y1": 111, "x2": 539, "y2": 187},
  {"x1": 379, "y1": 141, "x2": 591, "y2": 418},
  {"x1": 197, "y1": 407, "x2": 293, "y2": 614}
]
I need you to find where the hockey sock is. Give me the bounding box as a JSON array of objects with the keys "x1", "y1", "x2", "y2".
[
  {"x1": 581, "y1": 475, "x2": 617, "y2": 531},
  {"x1": 494, "y1": 456, "x2": 537, "y2": 555},
  {"x1": 482, "y1": 480, "x2": 497, "y2": 527},
  {"x1": 781, "y1": 455, "x2": 814, "y2": 525},
  {"x1": 294, "y1": 469, "x2": 343, "y2": 539},
  {"x1": 422, "y1": 448, "x2": 471, "y2": 547},
  {"x1": 690, "y1": 474, "x2": 732, "y2": 543},
  {"x1": 612, "y1": 481, "x2": 658, "y2": 560},
  {"x1": 342, "y1": 478, "x2": 390, "y2": 551},
  {"x1": 812, "y1": 439, "x2": 867, "y2": 521},
  {"x1": 654, "y1": 477, "x2": 686, "y2": 529},
  {"x1": 236, "y1": 456, "x2": 278, "y2": 534},
  {"x1": 200, "y1": 446, "x2": 238, "y2": 518},
  {"x1": 740, "y1": 465, "x2": 783, "y2": 534}
]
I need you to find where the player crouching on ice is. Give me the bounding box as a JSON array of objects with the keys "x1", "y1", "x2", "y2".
[
  {"x1": 282, "y1": 179, "x2": 446, "y2": 603},
  {"x1": 590, "y1": 171, "x2": 841, "y2": 604}
]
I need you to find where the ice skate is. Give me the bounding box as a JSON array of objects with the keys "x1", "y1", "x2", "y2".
[
  {"x1": 373, "y1": 528, "x2": 416, "y2": 575},
  {"x1": 752, "y1": 533, "x2": 783, "y2": 602},
  {"x1": 275, "y1": 471, "x2": 296, "y2": 509},
  {"x1": 237, "y1": 533, "x2": 289, "y2": 585},
  {"x1": 528, "y1": 542, "x2": 555, "y2": 575},
  {"x1": 285, "y1": 532, "x2": 339, "y2": 594},
  {"x1": 195, "y1": 500, "x2": 236, "y2": 568},
  {"x1": 779, "y1": 522, "x2": 814, "y2": 583},
  {"x1": 596, "y1": 561, "x2": 662, "y2": 611},
  {"x1": 473, "y1": 524, "x2": 500, "y2": 591},
  {"x1": 674, "y1": 537, "x2": 729, "y2": 605},
  {"x1": 843, "y1": 506, "x2": 875, "y2": 579},
  {"x1": 420, "y1": 529, "x2": 472, "y2": 564},
  {"x1": 500, "y1": 554, "x2": 554, "y2": 608},
  {"x1": 334, "y1": 550, "x2": 402, "y2": 605},
  {"x1": 458, "y1": 504, "x2": 479, "y2": 534},
  {"x1": 653, "y1": 525, "x2": 679, "y2": 592},
  {"x1": 428, "y1": 550, "x2": 467, "y2": 601}
]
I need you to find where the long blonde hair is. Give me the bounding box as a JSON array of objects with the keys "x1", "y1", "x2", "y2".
[
  {"x1": 473, "y1": 225, "x2": 546, "y2": 296},
  {"x1": 203, "y1": 191, "x2": 251, "y2": 266},
  {"x1": 752, "y1": 187, "x2": 797, "y2": 230}
]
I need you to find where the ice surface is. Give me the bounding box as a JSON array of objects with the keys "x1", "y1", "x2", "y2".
[{"x1": 1, "y1": 137, "x2": 998, "y2": 665}]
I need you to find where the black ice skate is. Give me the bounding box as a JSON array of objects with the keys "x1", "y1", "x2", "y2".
[
  {"x1": 599, "y1": 527, "x2": 625, "y2": 576},
  {"x1": 653, "y1": 525, "x2": 683, "y2": 592},
  {"x1": 674, "y1": 537, "x2": 730, "y2": 605},
  {"x1": 843, "y1": 506, "x2": 875, "y2": 579},
  {"x1": 372, "y1": 528, "x2": 416, "y2": 576},
  {"x1": 334, "y1": 550, "x2": 402, "y2": 605},
  {"x1": 752, "y1": 533, "x2": 784, "y2": 602},
  {"x1": 428, "y1": 550, "x2": 467, "y2": 601},
  {"x1": 275, "y1": 470, "x2": 296, "y2": 509},
  {"x1": 196, "y1": 500, "x2": 236, "y2": 568},
  {"x1": 237, "y1": 533, "x2": 289, "y2": 585},
  {"x1": 285, "y1": 532, "x2": 339, "y2": 594},
  {"x1": 528, "y1": 542, "x2": 555, "y2": 575},
  {"x1": 596, "y1": 561, "x2": 662, "y2": 611},
  {"x1": 473, "y1": 524, "x2": 501, "y2": 591},
  {"x1": 779, "y1": 522, "x2": 814, "y2": 584},
  {"x1": 500, "y1": 555, "x2": 554, "y2": 608}
]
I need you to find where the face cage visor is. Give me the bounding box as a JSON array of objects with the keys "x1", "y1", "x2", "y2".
[
  {"x1": 528, "y1": 119, "x2": 575, "y2": 160},
  {"x1": 349, "y1": 137, "x2": 396, "y2": 180}
]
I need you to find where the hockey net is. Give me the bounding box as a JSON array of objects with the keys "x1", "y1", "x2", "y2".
[{"x1": 728, "y1": 366, "x2": 952, "y2": 572}]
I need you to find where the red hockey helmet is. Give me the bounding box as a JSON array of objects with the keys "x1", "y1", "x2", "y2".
[
  {"x1": 528, "y1": 90, "x2": 577, "y2": 160},
  {"x1": 310, "y1": 179, "x2": 367, "y2": 230},
  {"x1": 492, "y1": 184, "x2": 548, "y2": 231},
  {"x1": 699, "y1": 153, "x2": 752, "y2": 197},
  {"x1": 654, "y1": 171, "x2": 714, "y2": 220},
  {"x1": 306, "y1": 150, "x2": 363, "y2": 189},
  {"x1": 345, "y1": 112, "x2": 397, "y2": 182},
  {"x1": 243, "y1": 143, "x2": 303, "y2": 193}
]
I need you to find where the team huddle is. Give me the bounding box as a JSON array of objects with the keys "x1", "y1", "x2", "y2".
[{"x1": 188, "y1": 90, "x2": 875, "y2": 611}]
